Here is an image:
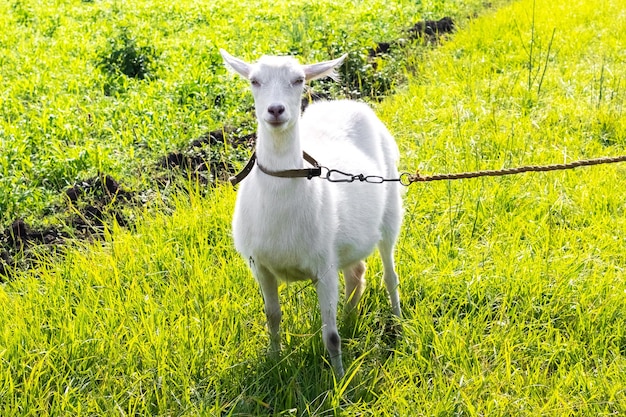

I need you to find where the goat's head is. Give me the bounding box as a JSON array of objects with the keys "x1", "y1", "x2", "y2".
[{"x1": 220, "y1": 49, "x2": 347, "y2": 132}]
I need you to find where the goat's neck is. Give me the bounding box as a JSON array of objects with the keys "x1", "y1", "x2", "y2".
[{"x1": 256, "y1": 121, "x2": 304, "y2": 171}]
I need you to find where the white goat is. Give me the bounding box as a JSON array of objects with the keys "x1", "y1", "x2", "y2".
[{"x1": 220, "y1": 49, "x2": 403, "y2": 377}]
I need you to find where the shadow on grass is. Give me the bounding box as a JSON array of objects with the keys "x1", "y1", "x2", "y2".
[{"x1": 217, "y1": 311, "x2": 400, "y2": 415}]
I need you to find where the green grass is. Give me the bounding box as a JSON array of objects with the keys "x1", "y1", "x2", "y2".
[
  {"x1": 2, "y1": 0, "x2": 626, "y2": 415},
  {"x1": 0, "y1": 0, "x2": 491, "y2": 226}
]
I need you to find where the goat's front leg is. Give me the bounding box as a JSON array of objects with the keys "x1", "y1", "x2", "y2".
[
  {"x1": 316, "y1": 268, "x2": 344, "y2": 378},
  {"x1": 254, "y1": 264, "x2": 282, "y2": 356}
]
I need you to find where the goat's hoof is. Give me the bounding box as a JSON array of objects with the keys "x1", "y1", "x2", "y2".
[
  {"x1": 334, "y1": 365, "x2": 345, "y2": 379},
  {"x1": 330, "y1": 356, "x2": 345, "y2": 379},
  {"x1": 383, "y1": 318, "x2": 403, "y2": 350}
]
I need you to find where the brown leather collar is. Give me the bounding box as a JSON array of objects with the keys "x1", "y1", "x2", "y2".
[{"x1": 229, "y1": 151, "x2": 322, "y2": 186}]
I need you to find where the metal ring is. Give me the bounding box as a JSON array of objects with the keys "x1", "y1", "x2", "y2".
[{"x1": 399, "y1": 172, "x2": 413, "y2": 186}]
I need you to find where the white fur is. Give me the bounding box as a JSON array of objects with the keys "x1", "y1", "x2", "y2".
[{"x1": 221, "y1": 49, "x2": 403, "y2": 377}]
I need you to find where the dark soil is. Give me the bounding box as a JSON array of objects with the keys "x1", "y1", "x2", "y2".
[
  {"x1": 0, "y1": 17, "x2": 455, "y2": 280},
  {"x1": 408, "y1": 16, "x2": 455, "y2": 38},
  {"x1": 0, "y1": 129, "x2": 253, "y2": 280},
  {"x1": 369, "y1": 17, "x2": 455, "y2": 57},
  {"x1": 0, "y1": 174, "x2": 132, "y2": 279},
  {"x1": 158, "y1": 128, "x2": 255, "y2": 182}
]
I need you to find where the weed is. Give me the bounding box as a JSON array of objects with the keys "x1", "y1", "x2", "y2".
[
  {"x1": 10, "y1": 0, "x2": 33, "y2": 26},
  {"x1": 515, "y1": 0, "x2": 557, "y2": 103},
  {"x1": 98, "y1": 28, "x2": 158, "y2": 81}
]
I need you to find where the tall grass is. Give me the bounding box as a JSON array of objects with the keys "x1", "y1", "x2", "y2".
[
  {"x1": 378, "y1": 0, "x2": 626, "y2": 413},
  {"x1": 1, "y1": 0, "x2": 625, "y2": 415}
]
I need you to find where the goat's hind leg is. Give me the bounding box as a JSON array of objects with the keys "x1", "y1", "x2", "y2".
[
  {"x1": 343, "y1": 260, "x2": 366, "y2": 313},
  {"x1": 379, "y1": 183, "x2": 403, "y2": 318},
  {"x1": 254, "y1": 263, "x2": 282, "y2": 356},
  {"x1": 379, "y1": 237, "x2": 401, "y2": 318}
]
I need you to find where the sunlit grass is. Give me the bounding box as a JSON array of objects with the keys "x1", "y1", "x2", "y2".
[
  {"x1": 1, "y1": 0, "x2": 626, "y2": 415},
  {"x1": 375, "y1": 0, "x2": 626, "y2": 414},
  {"x1": 0, "y1": 0, "x2": 495, "y2": 225}
]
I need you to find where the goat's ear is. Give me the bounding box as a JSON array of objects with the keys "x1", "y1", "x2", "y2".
[
  {"x1": 303, "y1": 53, "x2": 348, "y2": 82},
  {"x1": 220, "y1": 49, "x2": 251, "y2": 79}
]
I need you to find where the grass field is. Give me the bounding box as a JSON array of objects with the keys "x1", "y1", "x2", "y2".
[
  {"x1": 1, "y1": 0, "x2": 626, "y2": 415},
  {"x1": 0, "y1": 0, "x2": 491, "y2": 226}
]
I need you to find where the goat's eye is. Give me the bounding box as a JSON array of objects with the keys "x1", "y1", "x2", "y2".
[
  {"x1": 292, "y1": 78, "x2": 304, "y2": 86},
  {"x1": 250, "y1": 79, "x2": 261, "y2": 87}
]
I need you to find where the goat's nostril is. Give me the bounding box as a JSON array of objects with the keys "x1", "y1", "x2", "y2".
[{"x1": 268, "y1": 104, "x2": 285, "y2": 117}]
